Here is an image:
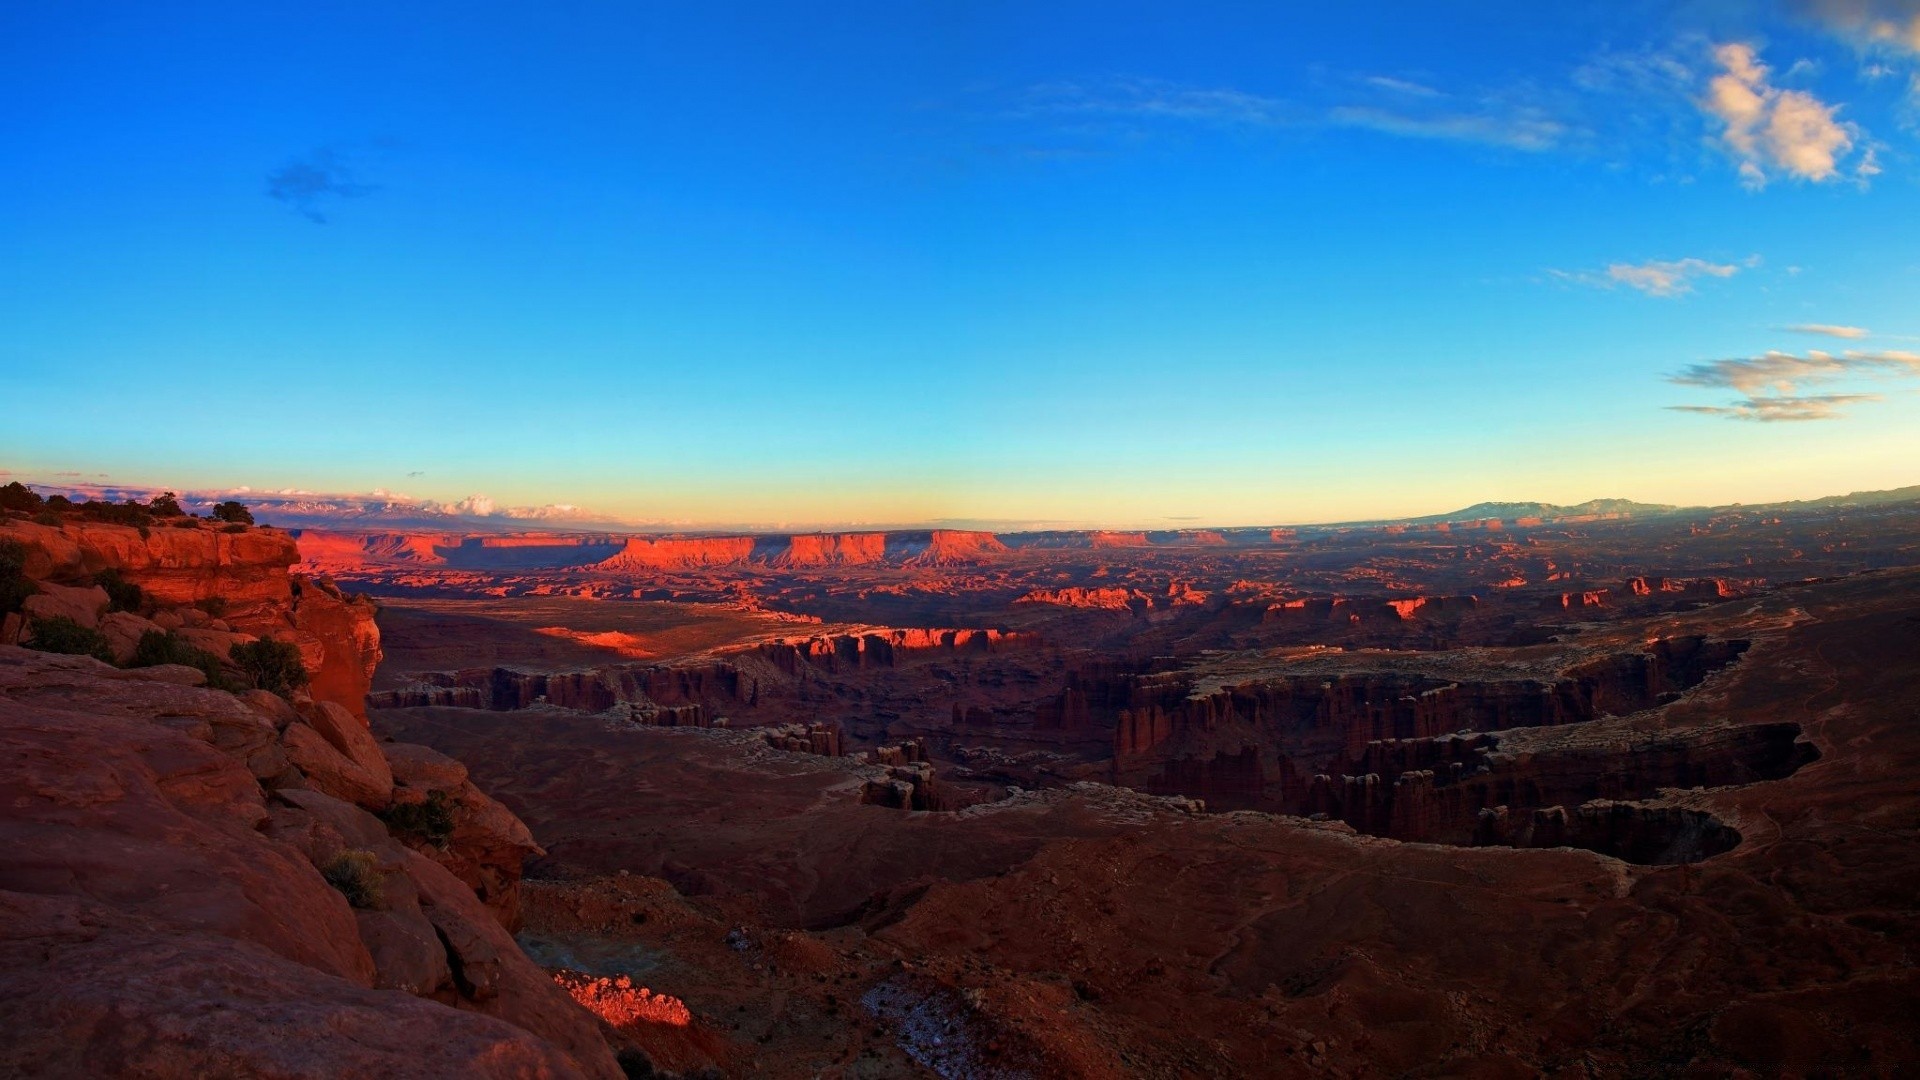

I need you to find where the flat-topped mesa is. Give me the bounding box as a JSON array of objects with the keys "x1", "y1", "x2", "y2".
[
  {"x1": 295, "y1": 530, "x2": 449, "y2": 568},
  {"x1": 1091, "y1": 530, "x2": 1152, "y2": 548},
  {"x1": 909, "y1": 529, "x2": 1010, "y2": 565},
  {"x1": 766, "y1": 532, "x2": 889, "y2": 567},
  {"x1": 594, "y1": 535, "x2": 758, "y2": 571},
  {"x1": 1, "y1": 518, "x2": 381, "y2": 719},
  {"x1": 587, "y1": 528, "x2": 1010, "y2": 572}
]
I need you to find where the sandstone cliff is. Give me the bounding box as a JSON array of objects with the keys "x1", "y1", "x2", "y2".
[{"x1": 2, "y1": 518, "x2": 381, "y2": 719}]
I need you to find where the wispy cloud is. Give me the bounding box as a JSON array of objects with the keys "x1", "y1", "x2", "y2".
[
  {"x1": 1668, "y1": 347, "x2": 1920, "y2": 420},
  {"x1": 1002, "y1": 74, "x2": 1567, "y2": 153},
  {"x1": 1667, "y1": 393, "x2": 1884, "y2": 421},
  {"x1": 1327, "y1": 101, "x2": 1564, "y2": 151},
  {"x1": 1701, "y1": 43, "x2": 1868, "y2": 187},
  {"x1": 1783, "y1": 322, "x2": 1872, "y2": 338},
  {"x1": 1797, "y1": 0, "x2": 1920, "y2": 57},
  {"x1": 1549, "y1": 255, "x2": 1754, "y2": 297},
  {"x1": 267, "y1": 146, "x2": 376, "y2": 224}
]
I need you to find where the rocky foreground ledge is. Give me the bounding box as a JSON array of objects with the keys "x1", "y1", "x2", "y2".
[
  {"x1": 0, "y1": 646, "x2": 621, "y2": 1077},
  {"x1": 0, "y1": 513, "x2": 625, "y2": 1077}
]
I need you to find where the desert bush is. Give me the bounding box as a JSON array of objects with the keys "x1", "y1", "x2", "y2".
[
  {"x1": 130, "y1": 630, "x2": 238, "y2": 691},
  {"x1": 0, "y1": 482, "x2": 42, "y2": 512},
  {"x1": 45, "y1": 494, "x2": 71, "y2": 510},
  {"x1": 149, "y1": 491, "x2": 184, "y2": 517},
  {"x1": 79, "y1": 500, "x2": 153, "y2": 530},
  {"x1": 0, "y1": 540, "x2": 37, "y2": 615},
  {"x1": 210, "y1": 500, "x2": 254, "y2": 525},
  {"x1": 26, "y1": 616, "x2": 115, "y2": 663},
  {"x1": 379, "y1": 789, "x2": 457, "y2": 848},
  {"x1": 92, "y1": 567, "x2": 144, "y2": 613},
  {"x1": 195, "y1": 596, "x2": 229, "y2": 618},
  {"x1": 320, "y1": 849, "x2": 385, "y2": 909},
  {"x1": 222, "y1": 523, "x2": 247, "y2": 534},
  {"x1": 33, "y1": 512, "x2": 61, "y2": 527},
  {"x1": 230, "y1": 636, "x2": 309, "y2": 696}
]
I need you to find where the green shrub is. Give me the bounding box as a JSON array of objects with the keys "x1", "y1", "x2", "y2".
[
  {"x1": 320, "y1": 849, "x2": 385, "y2": 909},
  {"x1": 0, "y1": 482, "x2": 42, "y2": 512},
  {"x1": 379, "y1": 789, "x2": 457, "y2": 848},
  {"x1": 26, "y1": 616, "x2": 115, "y2": 663},
  {"x1": 222, "y1": 523, "x2": 247, "y2": 534},
  {"x1": 32, "y1": 511, "x2": 60, "y2": 527},
  {"x1": 230, "y1": 637, "x2": 309, "y2": 696},
  {"x1": 211, "y1": 500, "x2": 254, "y2": 525},
  {"x1": 79, "y1": 500, "x2": 153, "y2": 530},
  {"x1": 92, "y1": 567, "x2": 143, "y2": 613},
  {"x1": 130, "y1": 630, "x2": 238, "y2": 691},
  {"x1": 148, "y1": 492, "x2": 184, "y2": 517},
  {"x1": 0, "y1": 540, "x2": 36, "y2": 615},
  {"x1": 44, "y1": 494, "x2": 72, "y2": 510}
]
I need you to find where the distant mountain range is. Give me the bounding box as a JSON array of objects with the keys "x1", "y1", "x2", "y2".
[{"x1": 10, "y1": 478, "x2": 1919, "y2": 536}]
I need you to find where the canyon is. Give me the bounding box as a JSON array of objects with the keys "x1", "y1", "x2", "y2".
[{"x1": 3, "y1": 490, "x2": 1919, "y2": 1075}]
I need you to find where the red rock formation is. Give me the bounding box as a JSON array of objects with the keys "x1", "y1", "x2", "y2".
[
  {"x1": 911, "y1": 529, "x2": 1009, "y2": 565},
  {"x1": 594, "y1": 535, "x2": 757, "y2": 571},
  {"x1": 768, "y1": 532, "x2": 889, "y2": 567},
  {"x1": 1015, "y1": 586, "x2": 1149, "y2": 612},
  {"x1": 3, "y1": 518, "x2": 298, "y2": 611},
  {"x1": 2, "y1": 519, "x2": 381, "y2": 718},
  {"x1": 1090, "y1": 531, "x2": 1150, "y2": 548}
]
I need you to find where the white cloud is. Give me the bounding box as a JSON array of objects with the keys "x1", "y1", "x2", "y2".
[
  {"x1": 1549, "y1": 255, "x2": 1751, "y2": 297},
  {"x1": 1784, "y1": 322, "x2": 1872, "y2": 338},
  {"x1": 1702, "y1": 43, "x2": 1864, "y2": 187}
]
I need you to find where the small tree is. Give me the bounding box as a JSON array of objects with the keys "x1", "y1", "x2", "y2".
[
  {"x1": 211, "y1": 501, "x2": 254, "y2": 525},
  {"x1": 0, "y1": 482, "x2": 43, "y2": 512},
  {"x1": 149, "y1": 492, "x2": 184, "y2": 517},
  {"x1": 92, "y1": 567, "x2": 144, "y2": 613},
  {"x1": 0, "y1": 539, "x2": 37, "y2": 615},
  {"x1": 26, "y1": 616, "x2": 115, "y2": 663},
  {"x1": 130, "y1": 630, "x2": 238, "y2": 691},
  {"x1": 230, "y1": 637, "x2": 309, "y2": 697}
]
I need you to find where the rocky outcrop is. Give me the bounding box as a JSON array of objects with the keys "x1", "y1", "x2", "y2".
[
  {"x1": 0, "y1": 519, "x2": 382, "y2": 718},
  {"x1": 371, "y1": 660, "x2": 753, "y2": 714},
  {"x1": 286, "y1": 575, "x2": 382, "y2": 719},
  {"x1": 761, "y1": 721, "x2": 845, "y2": 757},
  {"x1": 1015, "y1": 586, "x2": 1150, "y2": 613},
  {"x1": 2, "y1": 519, "x2": 299, "y2": 611},
  {"x1": 752, "y1": 627, "x2": 1024, "y2": 674},
  {"x1": 860, "y1": 741, "x2": 941, "y2": 810},
  {"x1": 0, "y1": 646, "x2": 619, "y2": 1077}
]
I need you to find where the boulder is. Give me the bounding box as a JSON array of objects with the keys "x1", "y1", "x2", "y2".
[
  {"x1": 282, "y1": 722, "x2": 394, "y2": 810},
  {"x1": 302, "y1": 700, "x2": 395, "y2": 796},
  {"x1": 20, "y1": 582, "x2": 109, "y2": 629},
  {"x1": 385, "y1": 741, "x2": 470, "y2": 791},
  {"x1": 98, "y1": 610, "x2": 162, "y2": 664}
]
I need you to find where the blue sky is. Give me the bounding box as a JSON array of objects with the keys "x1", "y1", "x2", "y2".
[{"x1": 3, "y1": 1, "x2": 1918, "y2": 528}]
